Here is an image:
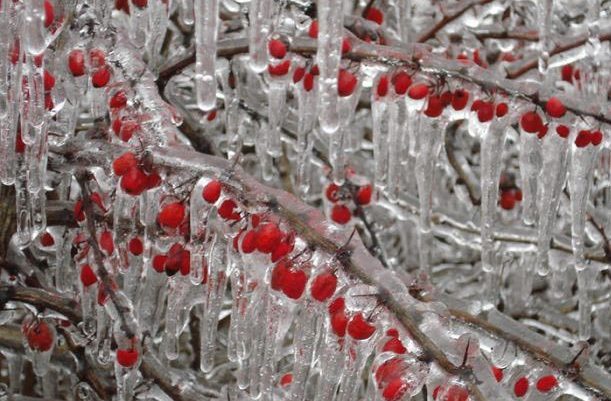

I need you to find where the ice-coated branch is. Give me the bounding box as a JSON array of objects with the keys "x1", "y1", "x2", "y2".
[{"x1": 416, "y1": 0, "x2": 494, "y2": 43}]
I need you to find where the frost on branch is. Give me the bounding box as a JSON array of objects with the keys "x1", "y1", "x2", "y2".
[{"x1": 0, "y1": 0, "x2": 610, "y2": 401}]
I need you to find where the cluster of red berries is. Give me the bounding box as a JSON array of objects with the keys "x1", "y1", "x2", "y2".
[
  {"x1": 108, "y1": 89, "x2": 143, "y2": 142},
  {"x1": 235, "y1": 217, "x2": 295, "y2": 262},
  {"x1": 22, "y1": 319, "x2": 55, "y2": 352},
  {"x1": 372, "y1": 329, "x2": 412, "y2": 400},
  {"x1": 327, "y1": 297, "x2": 377, "y2": 341},
  {"x1": 561, "y1": 64, "x2": 580, "y2": 84},
  {"x1": 574, "y1": 129, "x2": 603, "y2": 148},
  {"x1": 152, "y1": 242, "x2": 197, "y2": 278},
  {"x1": 513, "y1": 374, "x2": 558, "y2": 397},
  {"x1": 499, "y1": 187, "x2": 523, "y2": 211},
  {"x1": 325, "y1": 181, "x2": 373, "y2": 225},
  {"x1": 201, "y1": 179, "x2": 242, "y2": 221},
  {"x1": 292, "y1": 64, "x2": 319, "y2": 92},
  {"x1": 67, "y1": 48, "x2": 112, "y2": 88},
  {"x1": 112, "y1": 152, "x2": 161, "y2": 196}
]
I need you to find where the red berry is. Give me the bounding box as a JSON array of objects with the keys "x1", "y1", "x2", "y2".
[
  {"x1": 341, "y1": 37, "x2": 351, "y2": 54},
  {"x1": 218, "y1": 199, "x2": 241, "y2": 220},
  {"x1": 325, "y1": 183, "x2": 340, "y2": 202},
  {"x1": 117, "y1": 348, "x2": 139, "y2": 368},
  {"x1": 303, "y1": 73, "x2": 314, "y2": 92},
  {"x1": 590, "y1": 130, "x2": 603, "y2": 146},
  {"x1": 202, "y1": 180, "x2": 222, "y2": 203},
  {"x1": 121, "y1": 167, "x2": 148, "y2": 196},
  {"x1": 337, "y1": 69, "x2": 357, "y2": 97},
  {"x1": 443, "y1": 385, "x2": 468, "y2": 401},
  {"x1": 89, "y1": 49, "x2": 106, "y2": 68},
  {"x1": 279, "y1": 373, "x2": 293, "y2": 387},
  {"x1": 128, "y1": 237, "x2": 143, "y2": 255},
  {"x1": 271, "y1": 238, "x2": 294, "y2": 262},
  {"x1": 537, "y1": 124, "x2": 549, "y2": 139},
  {"x1": 424, "y1": 95, "x2": 444, "y2": 118},
  {"x1": 113, "y1": 152, "x2": 138, "y2": 176},
  {"x1": 73, "y1": 200, "x2": 85, "y2": 222},
  {"x1": 407, "y1": 83, "x2": 428, "y2": 100},
  {"x1": 364, "y1": 7, "x2": 384, "y2": 24},
  {"x1": 386, "y1": 328, "x2": 399, "y2": 337},
  {"x1": 382, "y1": 378, "x2": 408, "y2": 401},
  {"x1": 310, "y1": 65, "x2": 319, "y2": 76},
  {"x1": 40, "y1": 232, "x2": 55, "y2": 247},
  {"x1": 268, "y1": 39, "x2": 287, "y2": 59},
  {"x1": 382, "y1": 337, "x2": 407, "y2": 354},
  {"x1": 452, "y1": 89, "x2": 469, "y2": 111},
  {"x1": 109, "y1": 90, "x2": 128, "y2": 109},
  {"x1": 513, "y1": 189, "x2": 523, "y2": 201},
  {"x1": 310, "y1": 271, "x2": 337, "y2": 302},
  {"x1": 514, "y1": 377, "x2": 529, "y2": 397},
  {"x1": 241, "y1": 230, "x2": 257, "y2": 254},
  {"x1": 520, "y1": 111, "x2": 543, "y2": 133},
  {"x1": 536, "y1": 375, "x2": 557, "y2": 393},
  {"x1": 495, "y1": 102, "x2": 508, "y2": 117},
  {"x1": 375, "y1": 357, "x2": 406, "y2": 388},
  {"x1": 256, "y1": 222, "x2": 283, "y2": 253},
  {"x1": 561, "y1": 65, "x2": 573, "y2": 83},
  {"x1": 308, "y1": 20, "x2": 318, "y2": 38},
  {"x1": 68, "y1": 50, "x2": 85, "y2": 78},
  {"x1": 356, "y1": 184, "x2": 373, "y2": 205},
  {"x1": 15, "y1": 130, "x2": 26, "y2": 153},
  {"x1": 80, "y1": 264, "x2": 98, "y2": 287},
  {"x1": 499, "y1": 190, "x2": 516, "y2": 210},
  {"x1": 471, "y1": 99, "x2": 483, "y2": 112},
  {"x1": 268, "y1": 60, "x2": 291, "y2": 76},
  {"x1": 376, "y1": 75, "x2": 389, "y2": 97},
  {"x1": 43, "y1": 70, "x2": 55, "y2": 92},
  {"x1": 293, "y1": 67, "x2": 306, "y2": 83},
  {"x1": 44, "y1": 0, "x2": 54, "y2": 28},
  {"x1": 119, "y1": 120, "x2": 139, "y2": 142},
  {"x1": 491, "y1": 366, "x2": 503, "y2": 382},
  {"x1": 477, "y1": 102, "x2": 494, "y2": 123},
  {"x1": 328, "y1": 297, "x2": 345, "y2": 314},
  {"x1": 152, "y1": 255, "x2": 167, "y2": 272},
  {"x1": 347, "y1": 312, "x2": 376, "y2": 340},
  {"x1": 282, "y1": 267, "x2": 308, "y2": 300},
  {"x1": 165, "y1": 244, "x2": 190, "y2": 276},
  {"x1": 545, "y1": 97, "x2": 566, "y2": 118},
  {"x1": 24, "y1": 320, "x2": 54, "y2": 352},
  {"x1": 206, "y1": 110, "x2": 217, "y2": 121},
  {"x1": 330, "y1": 308, "x2": 348, "y2": 337},
  {"x1": 132, "y1": 0, "x2": 147, "y2": 8},
  {"x1": 556, "y1": 125, "x2": 569, "y2": 138},
  {"x1": 574, "y1": 130, "x2": 591, "y2": 148},
  {"x1": 158, "y1": 202, "x2": 185, "y2": 229},
  {"x1": 100, "y1": 230, "x2": 114, "y2": 255},
  {"x1": 392, "y1": 71, "x2": 411, "y2": 95},
  {"x1": 112, "y1": 118, "x2": 123, "y2": 136},
  {"x1": 92, "y1": 66, "x2": 111, "y2": 88},
  {"x1": 271, "y1": 259, "x2": 289, "y2": 291},
  {"x1": 331, "y1": 204, "x2": 351, "y2": 224}
]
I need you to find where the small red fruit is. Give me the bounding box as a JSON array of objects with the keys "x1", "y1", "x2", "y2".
[
  {"x1": 152, "y1": 255, "x2": 167, "y2": 273},
  {"x1": 43, "y1": 70, "x2": 55, "y2": 92},
  {"x1": 40, "y1": 232, "x2": 55, "y2": 247},
  {"x1": 326, "y1": 183, "x2": 340, "y2": 202},
  {"x1": 364, "y1": 7, "x2": 384, "y2": 24},
  {"x1": 68, "y1": 49, "x2": 86, "y2": 76},
  {"x1": 451, "y1": 89, "x2": 469, "y2": 110},
  {"x1": 109, "y1": 90, "x2": 128, "y2": 109},
  {"x1": 375, "y1": 357, "x2": 406, "y2": 388},
  {"x1": 386, "y1": 328, "x2": 399, "y2": 337},
  {"x1": 89, "y1": 49, "x2": 106, "y2": 68},
  {"x1": 491, "y1": 366, "x2": 503, "y2": 382},
  {"x1": 495, "y1": 102, "x2": 508, "y2": 117},
  {"x1": 514, "y1": 377, "x2": 529, "y2": 397},
  {"x1": 112, "y1": 152, "x2": 138, "y2": 176},
  {"x1": 218, "y1": 199, "x2": 241, "y2": 220},
  {"x1": 382, "y1": 378, "x2": 408, "y2": 401},
  {"x1": 328, "y1": 297, "x2": 344, "y2": 314},
  {"x1": 132, "y1": 0, "x2": 147, "y2": 8},
  {"x1": 280, "y1": 373, "x2": 293, "y2": 387},
  {"x1": 477, "y1": 102, "x2": 494, "y2": 123},
  {"x1": 24, "y1": 320, "x2": 54, "y2": 351},
  {"x1": 303, "y1": 73, "x2": 314, "y2": 92},
  {"x1": 92, "y1": 66, "x2": 111, "y2": 88},
  {"x1": 574, "y1": 130, "x2": 591, "y2": 148},
  {"x1": 44, "y1": 0, "x2": 54, "y2": 28},
  {"x1": 556, "y1": 125, "x2": 570, "y2": 138},
  {"x1": 331, "y1": 204, "x2": 351, "y2": 224},
  {"x1": 99, "y1": 230, "x2": 114, "y2": 255},
  {"x1": 520, "y1": 111, "x2": 543, "y2": 133},
  {"x1": 545, "y1": 97, "x2": 566, "y2": 118},
  {"x1": 330, "y1": 308, "x2": 348, "y2": 337},
  {"x1": 392, "y1": 71, "x2": 411, "y2": 95},
  {"x1": 117, "y1": 348, "x2": 139, "y2": 368},
  {"x1": 120, "y1": 167, "x2": 148, "y2": 196},
  {"x1": 341, "y1": 37, "x2": 351, "y2": 54},
  {"x1": 443, "y1": 385, "x2": 468, "y2": 401},
  {"x1": 356, "y1": 184, "x2": 373, "y2": 205},
  {"x1": 241, "y1": 230, "x2": 257, "y2": 254},
  {"x1": 73, "y1": 200, "x2": 85, "y2": 222},
  {"x1": 308, "y1": 20, "x2": 318, "y2": 38},
  {"x1": 80, "y1": 264, "x2": 98, "y2": 287},
  {"x1": 337, "y1": 69, "x2": 357, "y2": 97},
  {"x1": 347, "y1": 312, "x2": 376, "y2": 340},
  {"x1": 282, "y1": 267, "x2": 308, "y2": 300},
  {"x1": 158, "y1": 202, "x2": 186, "y2": 229},
  {"x1": 382, "y1": 337, "x2": 407, "y2": 354},
  {"x1": 268, "y1": 39, "x2": 287, "y2": 59},
  {"x1": 407, "y1": 83, "x2": 428, "y2": 100},
  {"x1": 293, "y1": 67, "x2": 306, "y2": 83},
  {"x1": 128, "y1": 237, "x2": 143, "y2": 256},
  {"x1": 256, "y1": 222, "x2": 283, "y2": 254},
  {"x1": 424, "y1": 95, "x2": 444, "y2": 118},
  {"x1": 202, "y1": 180, "x2": 222, "y2": 203},
  {"x1": 310, "y1": 271, "x2": 337, "y2": 302},
  {"x1": 377, "y1": 75, "x2": 389, "y2": 97},
  {"x1": 536, "y1": 375, "x2": 557, "y2": 392},
  {"x1": 590, "y1": 130, "x2": 603, "y2": 146},
  {"x1": 561, "y1": 65, "x2": 573, "y2": 83},
  {"x1": 268, "y1": 60, "x2": 291, "y2": 76},
  {"x1": 499, "y1": 190, "x2": 516, "y2": 210}
]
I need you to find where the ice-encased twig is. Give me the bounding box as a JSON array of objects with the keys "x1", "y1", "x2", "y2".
[
  {"x1": 194, "y1": 0, "x2": 219, "y2": 111},
  {"x1": 518, "y1": 132, "x2": 542, "y2": 225}
]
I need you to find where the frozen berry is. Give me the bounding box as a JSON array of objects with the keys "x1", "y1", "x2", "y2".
[
  {"x1": 347, "y1": 312, "x2": 376, "y2": 340},
  {"x1": 556, "y1": 125, "x2": 570, "y2": 138},
  {"x1": 514, "y1": 377, "x2": 529, "y2": 397},
  {"x1": 424, "y1": 95, "x2": 444, "y2": 118},
  {"x1": 337, "y1": 69, "x2": 357, "y2": 97},
  {"x1": 202, "y1": 180, "x2": 222, "y2": 203},
  {"x1": 477, "y1": 102, "x2": 494, "y2": 123},
  {"x1": 117, "y1": 348, "x2": 139, "y2": 368},
  {"x1": 451, "y1": 89, "x2": 469, "y2": 110},
  {"x1": 545, "y1": 97, "x2": 566, "y2": 118},
  {"x1": 308, "y1": 20, "x2": 318, "y2": 38},
  {"x1": 121, "y1": 167, "x2": 148, "y2": 196},
  {"x1": 574, "y1": 130, "x2": 591, "y2": 148},
  {"x1": 92, "y1": 66, "x2": 111, "y2": 88},
  {"x1": 80, "y1": 264, "x2": 98, "y2": 287},
  {"x1": 356, "y1": 184, "x2": 373, "y2": 205},
  {"x1": 112, "y1": 152, "x2": 138, "y2": 176},
  {"x1": 495, "y1": 102, "x2": 508, "y2": 117},
  {"x1": 128, "y1": 237, "x2": 143, "y2": 256},
  {"x1": 408, "y1": 83, "x2": 428, "y2": 100},
  {"x1": 24, "y1": 320, "x2": 54, "y2": 351},
  {"x1": 69, "y1": 49, "x2": 86, "y2": 77},
  {"x1": 331, "y1": 204, "x2": 351, "y2": 224},
  {"x1": 218, "y1": 199, "x2": 241, "y2": 220},
  {"x1": 268, "y1": 39, "x2": 287, "y2": 59},
  {"x1": 392, "y1": 71, "x2": 411, "y2": 95},
  {"x1": 109, "y1": 90, "x2": 128, "y2": 109},
  {"x1": 376, "y1": 75, "x2": 389, "y2": 97},
  {"x1": 310, "y1": 271, "x2": 337, "y2": 302},
  {"x1": 520, "y1": 111, "x2": 543, "y2": 133},
  {"x1": 40, "y1": 232, "x2": 55, "y2": 247},
  {"x1": 158, "y1": 202, "x2": 185, "y2": 229},
  {"x1": 536, "y1": 375, "x2": 557, "y2": 393},
  {"x1": 364, "y1": 7, "x2": 384, "y2": 24},
  {"x1": 268, "y1": 60, "x2": 291, "y2": 76}
]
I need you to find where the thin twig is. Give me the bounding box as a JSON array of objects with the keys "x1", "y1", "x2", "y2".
[{"x1": 417, "y1": 0, "x2": 494, "y2": 43}]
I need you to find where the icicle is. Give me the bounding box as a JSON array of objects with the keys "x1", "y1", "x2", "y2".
[
  {"x1": 259, "y1": 295, "x2": 286, "y2": 401},
  {"x1": 576, "y1": 267, "x2": 597, "y2": 340},
  {"x1": 329, "y1": 126, "x2": 346, "y2": 185},
  {"x1": 414, "y1": 117, "x2": 444, "y2": 272},
  {"x1": 164, "y1": 276, "x2": 190, "y2": 360},
  {"x1": 200, "y1": 232, "x2": 229, "y2": 372},
  {"x1": 227, "y1": 261, "x2": 246, "y2": 363},
  {"x1": 295, "y1": 80, "x2": 317, "y2": 152},
  {"x1": 385, "y1": 100, "x2": 401, "y2": 202},
  {"x1": 15, "y1": 154, "x2": 33, "y2": 246},
  {"x1": 289, "y1": 306, "x2": 319, "y2": 401},
  {"x1": 115, "y1": 364, "x2": 138, "y2": 401},
  {"x1": 371, "y1": 97, "x2": 389, "y2": 191},
  {"x1": 535, "y1": 127, "x2": 569, "y2": 275},
  {"x1": 480, "y1": 121, "x2": 507, "y2": 273},
  {"x1": 316, "y1": 0, "x2": 343, "y2": 134},
  {"x1": 23, "y1": 0, "x2": 47, "y2": 55},
  {"x1": 248, "y1": 0, "x2": 272, "y2": 73},
  {"x1": 296, "y1": 130, "x2": 315, "y2": 198},
  {"x1": 194, "y1": 0, "x2": 219, "y2": 111},
  {"x1": 536, "y1": 0, "x2": 554, "y2": 74},
  {"x1": 397, "y1": 0, "x2": 412, "y2": 44},
  {"x1": 179, "y1": 0, "x2": 194, "y2": 25},
  {"x1": 336, "y1": 338, "x2": 377, "y2": 401},
  {"x1": 248, "y1": 289, "x2": 269, "y2": 398},
  {"x1": 266, "y1": 79, "x2": 286, "y2": 157},
  {"x1": 312, "y1": 331, "x2": 345, "y2": 401},
  {"x1": 518, "y1": 132, "x2": 542, "y2": 225}
]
